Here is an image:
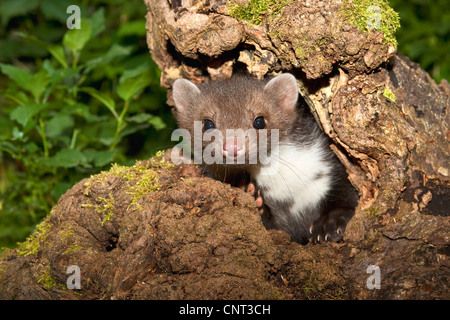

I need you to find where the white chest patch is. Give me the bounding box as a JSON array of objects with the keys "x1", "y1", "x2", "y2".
[{"x1": 252, "y1": 140, "x2": 333, "y2": 216}]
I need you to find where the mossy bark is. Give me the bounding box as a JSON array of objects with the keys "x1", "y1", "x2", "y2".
[{"x1": 0, "y1": 0, "x2": 448, "y2": 299}]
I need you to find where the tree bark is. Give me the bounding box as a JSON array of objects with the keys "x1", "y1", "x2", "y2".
[{"x1": 0, "y1": 0, "x2": 448, "y2": 299}]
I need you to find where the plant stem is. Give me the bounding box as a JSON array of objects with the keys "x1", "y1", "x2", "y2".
[
  {"x1": 70, "y1": 129, "x2": 80, "y2": 149},
  {"x1": 39, "y1": 118, "x2": 49, "y2": 158},
  {"x1": 110, "y1": 100, "x2": 129, "y2": 150},
  {"x1": 72, "y1": 50, "x2": 80, "y2": 69}
]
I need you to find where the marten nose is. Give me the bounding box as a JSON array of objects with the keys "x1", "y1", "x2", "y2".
[{"x1": 223, "y1": 137, "x2": 244, "y2": 158}]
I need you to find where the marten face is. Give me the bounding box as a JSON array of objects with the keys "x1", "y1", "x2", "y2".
[{"x1": 172, "y1": 74, "x2": 299, "y2": 166}]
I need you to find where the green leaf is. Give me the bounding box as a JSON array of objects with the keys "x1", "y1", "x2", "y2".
[
  {"x1": 84, "y1": 44, "x2": 133, "y2": 70},
  {"x1": 117, "y1": 20, "x2": 146, "y2": 37},
  {"x1": 2, "y1": 91, "x2": 30, "y2": 106},
  {"x1": 148, "y1": 115, "x2": 166, "y2": 131},
  {"x1": 0, "y1": 141, "x2": 20, "y2": 155},
  {"x1": 127, "y1": 113, "x2": 152, "y2": 123},
  {"x1": 23, "y1": 142, "x2": 39, "y2": 154},
  {"x1": 40, "y1": 0, "x2": 75, "y2": 23},
  {"x1": 0, "y1": 0, "x2": 39, "y2": 27},
  {"x1": 39, "y1": 149, "x2": 88, "y2": 168},
  {"x1": 63, "y1": 19, "x2": 92, "y2": 53},
  {"x1": 12, "y1": 32, "x2": 68, "y2": 69},
  {"x1": 52, "y1": 182, "x2": 73, "y2": 201},
  {"x1": 0, "y1": 115, "x2": 13, "y2": 139},
  {"x1": 83, "y1": 150, "x2": 116, "y2": 167},
  {"x1": 80, "y1": 87, "x2": 118, "y2": 119},
  {"x1": 29, "y1": 69, "x2": 50, "y2": 102},
  {"x1": 10, "y1": 103, "x2": 47, "y2": 127},
  {"x1": 119, "y1": 61, "x2": 150, "y2": 83},
  {"x1": 47, "y1": 45, "x2": 68, "y2": 69},
  {"x1": 117, "y1": 71, "x2": 151, "y2": 102},
  {"x1": 0, "y1": 64, "x2": 49, "y2": 102},
  {"x1": 89, "y1": 8, "x2": 106, "y2": 38},
  {"x1": 12, "y1": 126, "x2": 24, "y2": 140},
  {"x1": 0, "y1": 63, "x2": 33, "y2": 90},
  {"x1": 46, "y1": 114, "x2": 75, "y2": 138},
  {"x1": 69, "y1": 103, "x2": 99, "y2": 122},
  {"x1": 118, "y1": 123, "x2": 150, "y2": 140},
  {"x1": 43, "y1": 61, "x2": 79, "y2": 86},
  {"x1": 96, "y1": 121, "x2": 117, "y2": 146}
]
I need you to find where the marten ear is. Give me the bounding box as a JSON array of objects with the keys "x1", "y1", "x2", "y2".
[
  {"x1": 264, "y1": 73, "x2": 298, "y2": 112},
  {"x1": 172, "y1": 79, "x2": 201, "y2": 113}
]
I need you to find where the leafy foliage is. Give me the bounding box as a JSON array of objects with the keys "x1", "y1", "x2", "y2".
[
  {"x1": 0, "y1": 0, "x2": 175, "y2": 249},
  {"x1": 389, "y1": 0, "x2": 450, "y2": 83}
]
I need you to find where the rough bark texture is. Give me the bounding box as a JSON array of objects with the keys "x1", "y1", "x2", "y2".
[{"x1": 0, "y1": 0, "x2": 448, "y2": 299}]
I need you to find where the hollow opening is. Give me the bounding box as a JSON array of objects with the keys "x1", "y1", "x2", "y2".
[{"x1": 105, "y1": 235, "x2": 119, "y2": 252}]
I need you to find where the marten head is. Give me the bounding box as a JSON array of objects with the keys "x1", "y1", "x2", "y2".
[{"x1": 172, "y1": 73, "x2": 299, "y2": 166}]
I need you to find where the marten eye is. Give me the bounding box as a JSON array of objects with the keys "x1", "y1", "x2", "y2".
[
  {"x1": 203, "y1": 119, "x2": 215, "y2": 131},
  {"x1": 253, "y1": 116, "x2": 266, "y2": 129}
]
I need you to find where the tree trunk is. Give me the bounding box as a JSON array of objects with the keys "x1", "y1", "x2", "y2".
[{"x1": 0, "y1": 0, "x2": 448, "y2": 299}]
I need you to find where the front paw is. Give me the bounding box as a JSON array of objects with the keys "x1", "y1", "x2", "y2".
[
  {"x1": 245, "y1": 181, "x2": 264, "y2": 214},
  {"x1": 309, "y1": 209, "x2": 352, "y2": 244}
]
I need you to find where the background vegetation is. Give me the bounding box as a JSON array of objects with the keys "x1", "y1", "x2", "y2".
[
  {"x1": 390, "y1": 0, "x2": 449, "y2": 83},
  {"x1": 0, "y1": 0, "x2": 176, "y2": 250},
  {"x1": 0, "y1": 0, "x2": 448, "y2": 250}
]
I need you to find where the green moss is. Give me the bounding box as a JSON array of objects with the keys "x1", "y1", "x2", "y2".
[
  {"x1": 295, "y1": 37, "x2": 331, "y2": 61},
  {"x1": 227, "y1": 0, "x2": 295, "y2": 25},
  {"x1": 126, "y1": 169, "x2": 160, "y2": 210},
  {"x1": 17, "y1": 219, "x2": 52, "y2": 257},
  {"x1": 365, "y1": 205, "x2": 383, "y2": 219},
  {"x1": 63, "y1": 244, "x2": 82, "y2": 255},
  {"x1": 0, "y1": 264, "x2": 8, "y2": 286},
  {"x1": 37, "y1": 265, "x2": 58, "y2": 290},
  {"x1": 270, "y1": 288, "x2": 286, "y2": 300},
  {"x1": 97, "y1": 194, "x2": 115, "y2": 226},
  {"x1": 83, "y1": 178, "x2": 93, "y2": 196},
  {"x1": 58, "y1": 227, "x2": 74, "y2": 239},
  {"x1": 295, "y1": 47, "x2": 305, "y2": 59},
  {"x1": 0, "y1": 247, "x2": 13, "y2": 262},
  {"x1": 83, "y1": 151, "x2": 172, "y2": 214},
  {"x1": 341, "y1": 0, "x2": 400, "y2": 47},
  {"x1": 82, "y1": 194, "x2": 115, "y2": 226},
  {"x1": 383, "y1": 87, "x2": 396, "y2": 101}
]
